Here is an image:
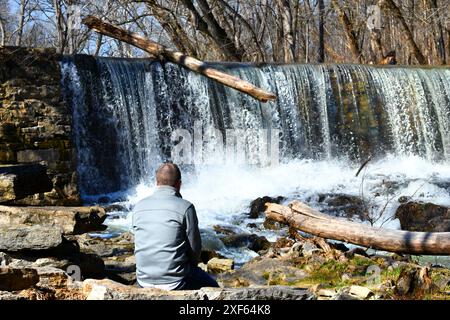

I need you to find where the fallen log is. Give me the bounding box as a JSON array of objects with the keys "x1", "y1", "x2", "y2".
[
  {"x1": 82, "y1": 15, "x2": 277, "y2": 103},
  {"x1": 265, "y1": 200, "x2": 450, "y2": 255}
]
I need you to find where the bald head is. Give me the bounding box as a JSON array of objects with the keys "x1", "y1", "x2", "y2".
[{"x1": 156, "y1": 163, "x2": 182, "y2": 188}]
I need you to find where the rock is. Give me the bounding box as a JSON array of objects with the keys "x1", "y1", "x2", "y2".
[
  {"x1": 263, "y1": 217, "x2": 284, "y2": 230},
  {"x1": 35, "y1": 266, "x2": 71, "y2": 289},
  {"x1": 103, "y1": 203, "x2": 129, "y2": 213},
  {"x1": 103, "y1": 254, "x2": 136, "y2": 285},
  {"x1": 0, "y1": 291, "x2": 27, "y2": 300},
  {"x1": 71, "y1": 232, "x2": 134, "y2": 257},
  {"x1": 0, "y1": 47, "x2": 80, "y2": 206},
  {"x1": 217, "y1": 257, "x2": 308, "y2": 287},
  {"x1": 249, "y1": 196, "x2": 285, "y2": 218},
  {"x1": 0, "y1": 267, "x2": 39, "y2": 291},
  {"x1": 200, "y1": 249, "x2": 223, "y2": 264},
  {"x1": 207, "y1": 258, "x2": 234, "y2": 274},
  {"x1": 318, "y1": 194, "x2": 366, "y2": 220},
  {"x1": 82, "y1": 278, "x2": 314, "y2": 300},
  {"x1": 0, "y1": 205, "x2": 107, "y2": 235},
  {"x1": 220, "y1": 233, "x2": 271, "y2": 253},
  {"x1": 31, "y1": 257, "x2": 70, "y2": 269},
  {"x1": 348, "y1": 285, "x2": 373, "y2": 299},
  {"x1": 0, "y1": 164, "x2": 52, "y2": 203},
  {"x1": 0, "y1": 225, "x2": 63, "y2": 251},
  {"x1": 395, "y1": 201, "x2": 450, "y2": 232},
  {"x1": 213, "y1": 225, "x2": 237, "y2": 236},
  {"x1": 67, "y1": 253, "x2": 105, "y2": 278}
]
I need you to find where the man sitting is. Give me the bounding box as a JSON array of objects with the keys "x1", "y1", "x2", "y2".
[{"x1": 132, "y1": 162, "x2": 219, "y2": 290}]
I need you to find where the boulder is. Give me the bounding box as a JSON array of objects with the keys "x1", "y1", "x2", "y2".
[
  {"x1": 82, "y1": 278, "x2": 314, "y2": 300},
  {"x1": 0, "y1": 267, "x2": 39, "y2": 291},
  {"x1": 104, "y1": 254, "x2": 136, "y2": 285},
  {"x1": 213, "y1": 225, "x2": 238, "y2": 236},
  {"x1": 0, "y1": 205, "x2": 107, "y2": 235},
  {"x1": 0, "y1": 164, "x2": 52, "y2": 203},
  {"x1": 0, "y1": 225, "x2": 63, "y2": 251},
  {"x1": 217, "y1": 257, "x2": 308, "y2": 287},
  {"x1": 35, "y1": 266, "x2": 71, "y2": 289},
  {"x1": 318, "y1": 193, "x2": 366, "y2": 220},
  {"x1": 70, "y1": 232, "x2": 134, "y2": 257},
  {"x1": 200, "y1": 249, "x2": 224, "y2": 264},
  {"x1": 207, "y1": 258, "x2": 234, "y2": 274},
  {"x1": 395, "y1": 201, "x2": 450, "y2": 232},
  {"x1": 220, "y1": 233, "x2": 271, "y2": 253},
  {"x1": 263, "y1": 216, "x2": 285, "y2": 230},
  {"x1": 249, "y1": 196, "x2": 285, "y2": 218}
]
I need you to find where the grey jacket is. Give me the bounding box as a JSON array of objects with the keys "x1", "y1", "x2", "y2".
[{"x1": 132, "y1": 185, "x2": 202, "y2": 285}]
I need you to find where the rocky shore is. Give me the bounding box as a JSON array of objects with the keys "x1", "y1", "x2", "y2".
[{"x1": 0, "y1": 192, "x2": 449, "y2": 300}]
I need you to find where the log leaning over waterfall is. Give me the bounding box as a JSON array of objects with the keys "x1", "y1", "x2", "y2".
[
  {"x1": 82, "y1": 15, "x2": 277, "y2": 103},
  {"x1": 265, "y1": 201, "x2": 450, "y2": 255}
]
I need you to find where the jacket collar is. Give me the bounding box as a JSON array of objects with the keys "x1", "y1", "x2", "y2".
[{"x1": 153, "y1": 185, "x2": 182, "y2": 198}]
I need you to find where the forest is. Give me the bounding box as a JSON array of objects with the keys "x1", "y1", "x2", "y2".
[{"x1": 0, "y1": 0, "x2": 449, "y2": 64}]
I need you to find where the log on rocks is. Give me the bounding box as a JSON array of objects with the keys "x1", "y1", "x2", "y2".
[
  {"x1": 265, "y1": 201, "x2": 450, "y2": 255},
  {"x1": 82, "y1": 16, "x2": 276, "y2": 103}
]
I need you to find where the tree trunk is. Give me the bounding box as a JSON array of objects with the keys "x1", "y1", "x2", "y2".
[
  {"x1": 331, "y1": 0, "x2": 363, "y2": 63},
  {"x1": 317, "y1": 0, "x2": 325, "y2": 63},
  {"x1": 145, "y1": 0, "x2": 199, "y2": 58},
  {"x1": 82, "y1": 16, "x2": 276, "y2": 103},
  {"x1": 15, "y1": 0, "x2": 26, "y2": 46},
  {"x1": 428, "y1": 0, "x2": 446, "y2": 64},
  {"x1": 52, "y1": 0, "x2": 66, "y2": 54},
  {"x1": 380, "y1": 0, "x2": 427, "y2": 64},
  {"x1": 276, "y1": 0, "x2": 296, "y2": 63},
  {"x1": 0, "y1": 17, "x2": 5, "y2": 46},
  {"x1": 180, "y1": 0, "x2": 243, "y2": 61},
  {"x1": 265, "y1": 201, "x2": 450, "y2": 255}
]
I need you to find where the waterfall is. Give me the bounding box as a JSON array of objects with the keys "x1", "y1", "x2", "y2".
[{"x1": 60, "y1": 56, "x2": 450, "y2": 197}]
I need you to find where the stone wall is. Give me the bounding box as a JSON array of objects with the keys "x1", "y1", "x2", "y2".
[{"x1": 0, "y1": 47, "x2": 80, "y2": 205}]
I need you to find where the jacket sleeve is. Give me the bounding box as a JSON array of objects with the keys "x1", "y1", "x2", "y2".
[{"x1": 185, "y1": 205, "x2": 202, "y2": 264}]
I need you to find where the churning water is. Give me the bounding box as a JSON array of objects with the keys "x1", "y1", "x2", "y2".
[{"x1": 61, "y1": 56, "x2": 450, "y2": 262}]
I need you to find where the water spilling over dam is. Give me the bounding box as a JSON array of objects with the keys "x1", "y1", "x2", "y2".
[{"x1": 61, "y1": 57, "x2": 450, "y2": 197}]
